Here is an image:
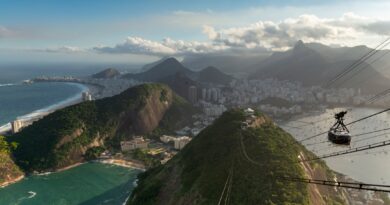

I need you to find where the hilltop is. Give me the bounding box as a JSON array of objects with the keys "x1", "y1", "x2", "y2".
[
  {"x1": 123, "y1": 58, "x2": 196, "y2": 82},
  {"x1": 197, "y1": 66, "x2": 234, "y2": 85},
  {"x1": 9, "y1": 83, "x2": 195, "y2": 172},
  {"x1": 92, "y1": 68, "x2": 121, "y2": 79},
  {"x1": 128, "y1": 109, "x2": 346, "y2": 205}
]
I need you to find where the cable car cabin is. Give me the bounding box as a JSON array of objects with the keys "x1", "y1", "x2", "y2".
[
  {"x1": 328, "y1": 128, "x2": 351, "y2": 145},
  {"x1": 328, "y1": 111, "x2": 352, "y2": 145}
]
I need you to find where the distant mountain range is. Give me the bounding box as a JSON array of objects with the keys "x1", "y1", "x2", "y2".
[
  {"x1": 249, "y1": 40, "x2": 390, "y2": 93},
  {"x1": 122, "y1": 57, "x2": 234, "y2": 101},
  {"x1": 179, "y1": 41, "x2": 390, "y2": 93}
]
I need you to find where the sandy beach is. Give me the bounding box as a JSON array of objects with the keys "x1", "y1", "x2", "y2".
[{"x1": 96, "y1": 158, "x2": 146, "y2": 171}]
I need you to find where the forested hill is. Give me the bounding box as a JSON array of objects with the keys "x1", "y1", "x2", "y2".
[
  {"x1": 128, "y1": 109, "x2": 347, "y2": 205},
  {"x1": 9, "y1": 83, "x2": 194, "y2": 172}
]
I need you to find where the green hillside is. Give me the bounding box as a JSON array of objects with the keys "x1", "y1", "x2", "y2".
[
  {"x1": 128, "y1": 109, "x2": 345, "y2": 205},
  {"x1": 0, "y1": 136, "x2": 23, "y2": 186},
  {"x1": 9, "y1": 83, "x2": 195, "y2": 172}
]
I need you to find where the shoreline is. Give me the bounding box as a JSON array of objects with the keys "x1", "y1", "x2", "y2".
[
  {"x1": 95, "y1": 158, "x2": 146, "y2": 171},
  {"x1": 0, "y1": 82, "x2": 103, "y2": 135},
  {"x1": 0, "y1": 175, "x2": 25, "y2": 188},
  {"x1": 0, "y1": 158, "x2": 145, "y2": 189}
]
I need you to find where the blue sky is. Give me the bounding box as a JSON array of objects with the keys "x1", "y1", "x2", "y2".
[{"x1": 1, "y1": 0, "x2": 390, "y2": 64}]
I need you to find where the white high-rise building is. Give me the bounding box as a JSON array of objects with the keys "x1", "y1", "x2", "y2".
[{"x1": 11, "y1": 120, "x2": 23, "y2": 134}]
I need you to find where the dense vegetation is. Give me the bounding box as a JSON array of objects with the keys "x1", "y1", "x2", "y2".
[
  {"x1": 129, "y1": 109, "x2": 348, "y2": 205},
  {"x1": 84, "y1": 146, "x2": 105, "y2": 160},
  {"x1": 8, "y1": 83, "x2": 192, "y2": 172},
  {"x1": 129, "y1": 109, "x2": 311, "y2": 205},
  {"x1": 0, "y1": 136, "x2": 23, "y2": 185},
  {"x1": 131, "y1": 148, "x2": 161, "y2": 168}
]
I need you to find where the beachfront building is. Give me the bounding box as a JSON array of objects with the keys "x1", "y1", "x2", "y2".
[
  {"x1": 120, "y1": 136, "x2": 149, "y2": 151},
  {"x1": 82, "y1": 92, "x2": 93, "y2": 101},
  {"x1": 11, "y1": 120, "x2": 23, "y2": 134}
]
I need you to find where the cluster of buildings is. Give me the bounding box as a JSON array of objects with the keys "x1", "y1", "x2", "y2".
[
  {"x1": 82, "y1": 92, "x2": 93, "y2": 101},
  {"x1": 160, "y1": 135, "x2": 192, "y2": 150},
  {"x1": 225, "y1": 79, "x2": 371, "y2": 107},
  {"x1": 120, "y1": 136, "x2": 150, "y2": 151}
]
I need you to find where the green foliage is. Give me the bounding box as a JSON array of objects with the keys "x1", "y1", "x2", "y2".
[
  {"x1": 9, "y1": 83, "x2": 180, "y2": 172},
  {"x1": 84, "y1": 146, "x2": 105, "y2": 160},
  {"x1": 159, "y1": 89, "x2": 168, "y2": 102},
  {"x1": 132, "y1": 148, "x2": 160, "y2": 168},
  {"x1": 0, "y1": 136, "x2": 23, "y2": 184},
  {"x1": 0, "y1": 135, "x2": 17, "y2": 154},
  {"x1": 129, "y1": 109, "x2": 310, "y2": 205}
]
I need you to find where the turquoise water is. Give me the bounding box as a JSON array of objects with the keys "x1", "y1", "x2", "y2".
[{"x1": 0, "y1": 163, "x2": 140, "y2": 205}]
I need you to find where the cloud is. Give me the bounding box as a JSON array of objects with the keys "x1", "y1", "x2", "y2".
[
  {"x1": 38, "y1": 46, "x2": 85, "y2": 53},
  {"x1": 93, "y1": 36, "x2": 227, "y2": 56},
  {"x1": 94, "y1": 37, "x2": 176, "y2": 55},
  {"x1": 49, "y1": 13, "x2": 388, "y2": 56}
]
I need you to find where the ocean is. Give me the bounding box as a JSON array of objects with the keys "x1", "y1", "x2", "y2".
[
  {"x1": 0, "y1": 82, "x2": 87, "y2": 127},
  {"x1": 0, "y1": 163, "x2": 140, "y2": 205},
  {"x1": 0, "y1": 65, "x2": 140, "y2": 205}
]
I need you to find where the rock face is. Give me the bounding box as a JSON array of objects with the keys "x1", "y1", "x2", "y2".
[
  {"x1": 128, "y1": 109, "x2": 348, "y2": 205},
  {"x1": 10, "y1": 83, "x2": 190, "y2": 172}
]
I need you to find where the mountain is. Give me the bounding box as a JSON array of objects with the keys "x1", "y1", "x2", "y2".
[
  {"x1": 92, "y1": 68, "x2": 120, "y2": 79},
  {"x1": 123, "y1": 58, "x2": 234, "y2": 101},
  {"x1": 158, "y1": 72, "x2": 198, "y2": 102},
  {"x1": 0, "y1": 136, "x2": 23, "y2": 187},
  {"x1": 9, "y1": 83, "x2": 195, "y2": 172},
  {"x1": 197, "y1": 66, "x2": 234, "y2": 85},
  {"x1": 123, "y1": 58, "x2": 196, "y2": 82},
  {"x1": 128, "y1": 109, "x2": 347, "y2": 205},
  {"x1": 182, "y1": 54, "x2": 270, "y2": 75},
  {"x1": 250, "y1": 41, "x2": 390, "y2": 93},
  {"x1": 139, "y1": 57, "x2": 172, "y2": 73}
]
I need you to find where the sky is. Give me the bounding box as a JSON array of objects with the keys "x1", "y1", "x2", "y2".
[{"x1": 2, "y1": 0, "x2": 390, "y2": 65}]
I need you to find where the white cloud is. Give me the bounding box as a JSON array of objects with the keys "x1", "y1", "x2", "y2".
[
  {"x1": 72, "y1": 13, "x2": 390, "y2": 56},
  {"x1": 93, "y1": 36, "x2": 227, "y2": 56},
  {"x1": 39, "y1": 46, "x2": 85, "y2": 53},
  {"x1": 94, "y1": 37, "x2": 176, "y2": 55}
]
